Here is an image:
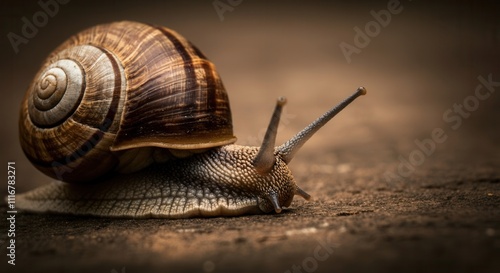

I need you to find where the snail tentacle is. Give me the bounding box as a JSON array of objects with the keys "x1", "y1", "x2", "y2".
[
  {"x1": 253, "y1": 97, "x2": 287, "y2": 175},
  {"x1": 278, "y1": 87, "x2": 367, "y2": 163}
]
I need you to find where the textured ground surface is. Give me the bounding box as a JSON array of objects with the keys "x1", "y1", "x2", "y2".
[
  {"x1": 2, "y1": 149, "x2": 500, "y2": 272},
  {"x1": 1, "y1": 1, "x2": 499, "y2": 273},
  {"x1": 1, "y1": 145, "x2": 500, "y2": 273}
]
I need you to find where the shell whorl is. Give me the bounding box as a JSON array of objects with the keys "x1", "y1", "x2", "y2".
[
  {"x1": 29, "y1": 59, "x2": 84, "y2": 127},
  {"x1": 19, "y1": 21, "x2": 236, "y2": 183},
  {"x1": 20, "y1": 43, "x2": 127, "y2": 183}
]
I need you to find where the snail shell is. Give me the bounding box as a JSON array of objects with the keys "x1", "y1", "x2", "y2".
[{"x1": 19, "y1": 21, "x2": 235, "y2": 183}]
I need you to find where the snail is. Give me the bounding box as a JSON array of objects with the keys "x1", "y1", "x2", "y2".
[{"x1": 16, "y1": 21, "x2": 366, "y2": 218}]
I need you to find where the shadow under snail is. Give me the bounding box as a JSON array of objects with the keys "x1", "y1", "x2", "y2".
[{"x1": 16, "y1": 21, "x2": 366, "y2": 218}]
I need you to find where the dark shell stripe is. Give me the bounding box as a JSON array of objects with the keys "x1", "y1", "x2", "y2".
[
  {"x1": 156, "y1": 27, "x2": 198, "y2": 108},
  {"x1": 201, "y1": 61, "x2": 220, "y2": 115}
]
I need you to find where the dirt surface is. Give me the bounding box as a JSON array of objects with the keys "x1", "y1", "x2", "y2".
[
  {"x1": 1, "y1": 1, "x2": 500, "y2": 273},
  {"x1": 2, "y1": 145, "x2": 500, "y2": 273}
]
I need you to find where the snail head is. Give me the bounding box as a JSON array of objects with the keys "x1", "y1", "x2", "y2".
[{"x1": 251, "y1": 87, "x2": 367, "y2": 213}]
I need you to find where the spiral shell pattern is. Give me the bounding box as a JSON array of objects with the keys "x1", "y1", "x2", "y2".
[
  {"x1": 19, "y1": 21, "x2": 235, "y2": 183},
  {"x1": 29, "y1": 59, "x2": 84, "y2": 127},
  {"x1": 20, "y1": 44, "x2": 127, "y2": 182}
]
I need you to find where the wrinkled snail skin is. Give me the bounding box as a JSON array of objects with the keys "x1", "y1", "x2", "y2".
[
  {"x1": 16, "y1": 145, "x2": 298, "y2": 218},
  {"x1": 16, "y1": 20, "x2": 367, "y2": 218}
]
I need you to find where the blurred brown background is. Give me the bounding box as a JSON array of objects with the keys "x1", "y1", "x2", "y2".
[
  {"x1": 0, "y1": 1, "x2": 500, "y2": 190},
  {"x1": 0, "y1": 1, "x2": 499, "y2": 272},
  {"x1": 2, "y1": 0, "x2": 498, "y2": 192}
]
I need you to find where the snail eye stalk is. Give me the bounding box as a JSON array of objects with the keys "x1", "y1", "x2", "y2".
[
  {"x1": 278, "y1": 87, "x2": 367, "y2": 163},
  {"x1": 253, "y1": 97, "x2": 287, "y2": 175}
]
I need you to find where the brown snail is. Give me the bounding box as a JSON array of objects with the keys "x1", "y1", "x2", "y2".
[{"x1": 16, "y1": 21, "x2": 366, "y2": 218}]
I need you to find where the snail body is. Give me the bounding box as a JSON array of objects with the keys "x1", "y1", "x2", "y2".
[
  {"x1": 18, "y1": 145, "x2": 296, "y2": 217},
  {"x1": 16, "y1": 21, "x2": 366, "y2": 218}
]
